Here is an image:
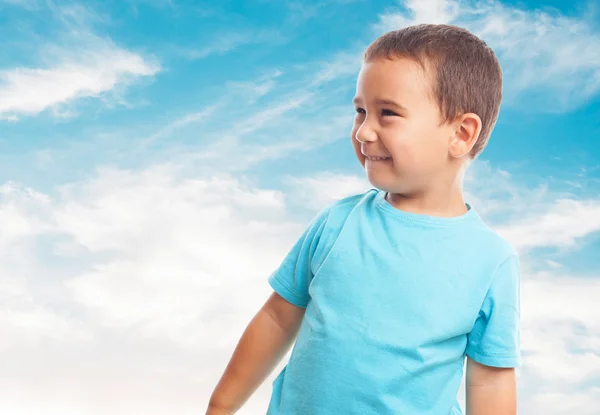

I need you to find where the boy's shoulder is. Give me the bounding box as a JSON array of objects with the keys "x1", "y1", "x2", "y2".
[
  {"x1": 468, "y1": 215, "x2": 519, "y2": 263},
  {"x1": 331, "y1": 187, "x2": 379, "y2": 208},
  {"x1": 319, "y1": 188, "x2": 379, "y2": 220},
  {"x1": 305, "y1": 188, "x2": 377, "y2": 238}
]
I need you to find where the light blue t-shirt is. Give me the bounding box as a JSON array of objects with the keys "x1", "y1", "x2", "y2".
[{"x1": 266, "y1": 189, "x2": 521, "y2": 415}]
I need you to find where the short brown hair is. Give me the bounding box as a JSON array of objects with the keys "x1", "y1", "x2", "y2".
[{"x1": 363, "y1": 24, "x2": 502, "y2": 159}]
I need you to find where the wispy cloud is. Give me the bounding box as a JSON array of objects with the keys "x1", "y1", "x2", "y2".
[
  {"x1": 224, "y1": 69, "x2": 284, "y2": 101},
  {"x1": 286, "y1": 172, "x2": 371, "y2": 210},
  {"x1": 0, "y1": 4, "x2": 160, "y2": 121},
  {"x1": 134, "y1": 68, "x2": 285, "y2": 151},
  {"x1": 310, "y1": 49, "x2": 362, "y2": 87},
  {"x1": 135, "y1": 70, "x2": 352, "y2": 170},
  {"x1": 183, "y1": 103, "x2": 351, "y2": 171},
  {"x1": 462, "y1": 160, "x2": 600, "y2": 253},
  {"x1": 495, "y1": 198, "x2": 600, "y2": 251},
  {"x1": 0, "y1": 39, "x2": 160, "y2": 120},
  {"x1": 176, "y1": 29, "x2": 282, "y2": 60},
  {"x1": 137, "y1": 103, "x2": 222, "y2": 150}
]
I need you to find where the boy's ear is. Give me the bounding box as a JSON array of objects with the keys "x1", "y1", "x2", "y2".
[{"x1": 449, "y1": 113, "x2": 482, "y2": 159}]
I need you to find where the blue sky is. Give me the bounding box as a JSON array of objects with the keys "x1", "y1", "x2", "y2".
[{"x1": 1, "y1": 0, "x2": 599, "y2": 414}]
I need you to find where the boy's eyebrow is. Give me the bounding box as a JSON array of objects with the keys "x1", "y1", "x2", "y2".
[{"x1": 353, "y1": 97, "x2": 407, "y2": 111}]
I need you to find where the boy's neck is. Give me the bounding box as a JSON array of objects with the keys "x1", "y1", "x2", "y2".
[
  {"x1": 385, "y1": 190, "x2": 468, "y2": 218},
  {"x1": 385, "y1": 165, "x2": 469, "y2": 218}
]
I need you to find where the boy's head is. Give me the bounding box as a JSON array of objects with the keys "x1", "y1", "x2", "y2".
[{"x1": 351, "y1": 24, "x2": 502, "y2": 195}]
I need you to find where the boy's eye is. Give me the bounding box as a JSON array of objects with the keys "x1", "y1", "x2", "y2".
[{"x1": 354, "y1": 107, "x2": 398, "y2": 117}]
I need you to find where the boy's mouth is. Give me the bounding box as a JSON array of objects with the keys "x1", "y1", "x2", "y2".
[{"x1": 365, "y1": 156, "x2": 391, "y2": 161}]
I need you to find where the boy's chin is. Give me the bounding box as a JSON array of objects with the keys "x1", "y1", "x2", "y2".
[
  {"x1": 365, "y1": 171, "x2": 396, "y2": 191},
  {"x1": 365, "y1": 173, "x2": 411, "y2": 195},
  {"x1": 366, "y1": 180, "x2": 394, "y2": 195}
]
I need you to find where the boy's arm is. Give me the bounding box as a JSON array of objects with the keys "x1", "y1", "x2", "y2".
[
  {"x1": 206, "y1": 292, "x2": 306, "y2": 414},
  {"x1": 466, "y1": 356, "x2": 517, "y2": 415}
]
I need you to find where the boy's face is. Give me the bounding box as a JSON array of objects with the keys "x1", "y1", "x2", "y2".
[{"x1": 351, "y1": 57, "x2": 456, "y2": 194}]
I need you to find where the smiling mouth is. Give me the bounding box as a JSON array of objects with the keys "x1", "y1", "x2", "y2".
[{"x1": 365, "y1": 156, "x2": 391, "y2": 161}]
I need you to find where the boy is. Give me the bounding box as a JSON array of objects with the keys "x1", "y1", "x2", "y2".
[{"x1": 207, "y1": 24, "x2": 521, "y2": 415}]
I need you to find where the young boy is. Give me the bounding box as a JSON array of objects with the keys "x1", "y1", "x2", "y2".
[{"x1": 207, "y1": 24, "x2": 521, "y2": 415}]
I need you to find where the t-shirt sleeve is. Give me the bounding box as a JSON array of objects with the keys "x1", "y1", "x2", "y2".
[
  {"x1": 466, "y1": 254, "x2": 522, "y2": 368},
  {"x1": 267, "y1": 206, "x2": 331, "y2": 308}
]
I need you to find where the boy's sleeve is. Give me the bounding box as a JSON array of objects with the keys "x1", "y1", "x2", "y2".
[
  {"x1": 466, "y1": 254, "x2": 522, "y2": 368},
  {"x1": 268, "y1": 206, "x2": 330, "y2": 308}
]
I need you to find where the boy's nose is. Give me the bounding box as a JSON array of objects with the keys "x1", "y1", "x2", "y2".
[{"x1": 354, "y1": 125, "x2": 378, "y2": 143}]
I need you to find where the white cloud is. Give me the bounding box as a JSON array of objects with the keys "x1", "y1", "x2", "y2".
[
  {"x1": 0, "y1": 2, "x2": 160, "y2": 121},
  {"x1": 463, "y1": 160, "x2": 600, "y2": 252},
  {"x1": 177, "y1": 29, "x2": 281, "y2": 60},
  {"x1": 0, "y1": 161, "x2": 599, "y2": 414},
  {"x1": 204, "y1": 110, "x2": 351, "y2": 169},
  {"x1": 135, "y1": 69, "x2": 285, "y2": 151},
  {"x1": 157, "y1": 93, "x2": 352, "y2": 171},
  {"x1": 518, "y1": 274, "x2": 600, "y2": 414},
  {"x1": 310, "y1": 49, "x2": 362, "y2": 87},
  {"x1": 286, "y1": 172, "x2": 371, "y2": 209},
  {"x1": 375, "y1": 0, "x2": 600, "y2": 112},
  {"x1": 0, "y1": 36, "x2": 160, "y2": 120},
  {"x1": 0, "y1": 182, "x2": 92, "y2": 353},
  {"x1": 377, "y1": 0, "x2": 460, "y2": 27},
  {"x1": 137, "y1": 104, "x2": 222, "y2": 150},
  {"x1": 523, "y1": 389, "x2": 600, "y2": 415},
  {"x1": 495, "y1": 198, "x2": 600, "y2": 251},
  {"x1": 0, "y1": 165, "x2": 309, "y2": 414},
  {"x1": 224, "y1": 69, "x2": 283, "y2": 101},
  {"x1": 0, "y1": 182, "x2": 53, "y2": 245}
]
